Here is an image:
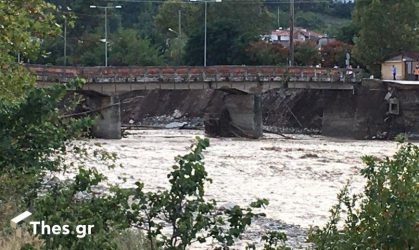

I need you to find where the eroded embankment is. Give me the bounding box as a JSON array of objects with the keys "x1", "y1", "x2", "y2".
[{"x1": 119, "y1": 89, "x2": 324, "y2": 133}]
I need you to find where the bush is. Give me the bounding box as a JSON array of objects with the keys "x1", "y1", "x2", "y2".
[
  {"x1": 126, "y1": 137, "x2": 270, "y2": 249},
  {"x1": 31, "y1": 167, "x2": 131, "y2": 250},
  {"x1": 308, "y1": 143, "x2": 419, "y2": 249},
  {"x1": 28, "y1": 137, "x2": 288, "y2": 250},
  {"x1": 0, "y1": 80, "x2": 91, "y2": 234},
  {"x1": 294, "y1": 41, "x2": 321, "y2": 66}
]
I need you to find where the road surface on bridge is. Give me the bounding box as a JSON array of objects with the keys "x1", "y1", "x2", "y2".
[{"x1": 27, "y1": 65, "x2": 363, "y2": 95}]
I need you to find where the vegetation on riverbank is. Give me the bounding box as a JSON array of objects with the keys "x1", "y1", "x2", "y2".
[
  {"x1": 308, "y1": 143, "x2": 418, "y2": 249},
  {"x1": 0, "y1": 0, "x2": 418, "y2": 249}
]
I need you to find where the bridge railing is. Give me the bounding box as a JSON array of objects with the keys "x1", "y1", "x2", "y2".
[{"x1": 26, "y1": 65, "x2": 363, "y2": 84}]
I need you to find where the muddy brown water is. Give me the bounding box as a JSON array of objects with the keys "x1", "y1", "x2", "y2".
[{"x1": 63, "y1": 129, "x2": 408, "y2": 249}]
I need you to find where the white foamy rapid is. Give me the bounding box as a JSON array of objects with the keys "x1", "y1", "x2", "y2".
[{"x1": 64, "y1": 129, "x2": 406, "y2": 249}]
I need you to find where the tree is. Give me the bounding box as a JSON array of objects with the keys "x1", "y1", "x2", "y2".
[
  {"x1": 336, "y1": 22, "x2": 356, "y2": 44},
  {"x1": 209, "y1": 0, "x2": 271, "y2": 35},
  {"x1": 296, "y1": 11, "x2": 325, "y2": 30},
  {"x1": 0, "y1": 0, "x2": 59, "y2": 101},
  {"x1": 155, "y1": 0, "x2": 200, "y2": 38},
  {"x1": 184, "y1": 21, "x2": 256, "y2": 66},
  {"x1": 294, "y1": 41, "x2": 321, "y2": 66},
  {"x1": 127, "y1": 137, "x2": 270, "y2": 249},
  {"x1": 172, "y1": 0, "x2": 270, "y2": 65},
  {"x1": 321, "y1": 41, "x2": 352, "y2": 68},
  {"x1": 308, "y1": 143, "x2": 419, "y2": 249},
  {"x1": 109, "y1": 28, "x2": 163, "y2": 66},
  {"x1": 352, "y1": 0, "x2": 419, "y2": 75},
  {"x1": 246, "y1": 41, "x2": 288, "y2": 66}
]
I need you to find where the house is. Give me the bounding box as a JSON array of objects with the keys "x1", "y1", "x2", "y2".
[
  {"x1": 270, "y1": 29, "x2": 291, "y2": 43},
  {"x1": 381, "y1": 52, "x2": 419, "y2": 80},
  {"x1": 265, "y1": 27, "x2": 333, "y2": 48}
]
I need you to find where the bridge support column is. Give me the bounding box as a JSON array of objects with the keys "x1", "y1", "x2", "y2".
[
  {"x1": 205, "y1": 93, "x2": 262, "y2": 139},
  {"x1": 90, "y1": 96, "x2": 121, "y2": 139}
]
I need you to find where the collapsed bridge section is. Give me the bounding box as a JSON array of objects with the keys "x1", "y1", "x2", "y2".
[{"x1": 27, "y1": 65, "x2": 362, "y2": 139}]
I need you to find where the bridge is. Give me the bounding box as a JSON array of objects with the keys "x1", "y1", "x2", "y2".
[
  {"x1": 28, "y1": 65, "x2": 362, "y2": 94},
  {"x1": 27, "y1": 65, "x2": 363, "y2": 139}
]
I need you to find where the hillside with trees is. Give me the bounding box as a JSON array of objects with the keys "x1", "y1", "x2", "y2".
[
  {"x1": 33, "y1": 0, "x2": 357, "y2": 67},
  {"x1": 29, "y1": 0, "x2": 419, "y2": 76}
]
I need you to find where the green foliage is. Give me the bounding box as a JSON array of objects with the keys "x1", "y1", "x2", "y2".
[
  {"x1": 321, "y1": 41, "x2": 352, "y2": 68},
  {"x1": 0, "y1": 0, "x2": 59, "y2": 101},
  {"x1": 109, "y1": 28, "x2": 163, "y2": 66},
  {"x1": 21, "y1": 137, "x2": 285, "y2": 249},
  {"x1": 0, "y1": 80, "x2": 91, "y2": 175},
  {"x1": 296, "y1": 11, "x2": 325, "y2": 31},
  {"x1": 246, "y1": 41, "x2": 288, "y2": 66},
  {"x1": 209, "y1": 0, "x2": 271, "y2": 35},
  {"x1": 184, "y1": 21, "x2": 256, "y2": 66},
  {"x1": 394, "y1": 133, "x2": 408, "y2": 144},
  {"x1": 181, "y1": 0, "x2": 271, "y2": 66},
  {"x1": 294, "y1": 41, "x2": 321, "y2": 66},
  {"x1": 36, "y1": 0, "x2": 357, "y2": 67},
  {"x1": 246, "y1": 231, "x2": 290, "y2": 250},
  {"x1": 261, "y1": 231, "x2": 290, "y2": 250},
  {"x1": 336, "y1": 22, "x2": 356, "y2": 44},
  {"x1": 155, "y1": 0, "x2": 200, "y2": 38},
  {"x1": 126, "y1": 137, "x2": 270, "y2": 249},
  {"x1": 31, "y1": 167, "x2": 131, "y2": 250},
  {"x1": 114, "y1": 229, "x2": 158, "y2": 250},
  {"x1": 308, "y1": 144, "x2": 419, "y2": 249},
  {"x1": 353, "y1": 0, "x2": 419, "y2": 75},
  {"x1": 0, "y1": 78, "x2": 91, "y2": 237}
]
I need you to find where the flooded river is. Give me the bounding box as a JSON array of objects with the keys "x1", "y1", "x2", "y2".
[{"x1": 72, "y1": 129, "x2": 404, "y2": 249}]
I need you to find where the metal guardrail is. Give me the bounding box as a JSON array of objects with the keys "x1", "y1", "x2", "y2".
[{"x1": 26, "y1": 65, "x2": 363, "y2": 84}]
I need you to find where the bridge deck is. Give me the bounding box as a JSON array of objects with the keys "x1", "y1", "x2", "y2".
[
  {"x1": 27, "y1": 65, "x2": 362, "y2": 94},
  {"x1": 383, "y1": 80, "x2": 419, "y2": 89}
]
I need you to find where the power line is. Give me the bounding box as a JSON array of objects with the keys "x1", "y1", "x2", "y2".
[
  {"x1": 289, "y1": 0, "x2": 294, "y2": 66},
  {"x1": 101, "y1": 0, "x2": 331, "y2": 4}
]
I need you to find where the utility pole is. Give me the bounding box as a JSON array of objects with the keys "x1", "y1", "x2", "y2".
[
  {"x1": 104, "y1": 7, "x2": 108, "y2": 67},
  {"x1": 289, "y1": 0, "x2": 295, "y2": 66},
  {"x1": 204, "y1": 1, "x2": 207, "y2": 67},
  {"x1": 190, "y1": 0, "x2": 222, "y2": 67},
  {"x1": 64, "y1": 16, "x2": 67, "y2": 66},
  {"x1": 178, "y1": 9, "x2": 182, "y2": 65},
  {"x1": 90, "y1": 5, "x2": 122, "y2": 67},
  {"x1": 59, "y1": 5, "x2": 71, "y2": 66}
]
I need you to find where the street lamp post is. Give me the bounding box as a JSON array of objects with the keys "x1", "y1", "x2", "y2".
[
  {"x1": 64, "y1": 16, "x2": 67, "y2": 66},
  {"x1": 90, "y1": 4, "x2": 122, "y2": 67},
  {"x1": 190, "y1": 0, "x2": 221, "y2": 67},
  {"x1": 168, "y1": 9, "x2": 182, "y2": 65},
  {"x1": 178, "y1": 9, "x2": 182, "y2": 65},
  {"x1": 58, "y1": 6, "x2": 71, "y2": 66}
]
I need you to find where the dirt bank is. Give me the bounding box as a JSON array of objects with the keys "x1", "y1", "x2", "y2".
[{"x1": 120, "y1": 89, "x2": 324, "y2": 132}]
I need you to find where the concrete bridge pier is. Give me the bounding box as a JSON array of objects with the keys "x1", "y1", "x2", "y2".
[
  {"x1": 87, "y1": 95, "x2": 122, "y2": 139},
  {"x1": 205, "y1": 93, "x2": 263, "y2": 139}
]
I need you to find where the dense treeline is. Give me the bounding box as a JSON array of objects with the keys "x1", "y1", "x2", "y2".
[
  {"x1": 32, "y1": 0, "x2": 355, "y2": 67},
  {"x1": 29, "y1": 0, "x2": 419, "y2": 75}
]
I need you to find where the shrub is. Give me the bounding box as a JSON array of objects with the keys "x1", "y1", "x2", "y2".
[
  {"x1": 28, "y1": 137, "x2": 285, "y2": 250},
  {"x1": 308, "y1": 143, "x2": 419, "y2": 249},
  {"x1": 0, "y1": 80, "x2": 91, "y2": 234},
  {"x1": 31, "y1": 167, "x2": 131, "y2": 250},
  {"x1": 126, "y1": 137, "x2": 270, "y2": 249}
]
